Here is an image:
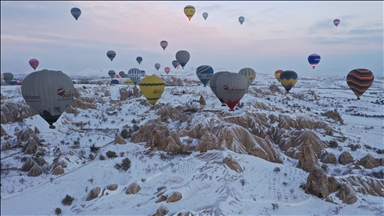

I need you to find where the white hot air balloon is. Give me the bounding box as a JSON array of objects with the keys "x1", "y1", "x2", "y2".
[
  {"x1": 215, "y1": 73, "x2": 248, "y2": 111},
  {"x1": 209, "y1": 71, "x2": 231, "y2": 106}
]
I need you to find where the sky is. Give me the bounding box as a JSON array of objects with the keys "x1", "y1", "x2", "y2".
[{"x1": 1, "y1": 1, "x2": 383, "y2": 78}]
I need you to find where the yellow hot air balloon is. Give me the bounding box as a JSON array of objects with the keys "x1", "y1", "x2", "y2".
[
  {"x1": 184, "y1": 5, "x2": 195, "y2": 21},
  {"x1": 139, "y1": 75, "x2": 165, "y2": 106},
  {"x1": 125, "y1": 79, "x2": 134, "y2": 86}
]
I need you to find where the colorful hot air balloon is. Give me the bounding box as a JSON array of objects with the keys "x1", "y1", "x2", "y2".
[
  {"x1": 346, "y1": 69, "x2": 374, "y2": 100},
  {"x1": 108, "y1": 70, "x2": 116, "y2": 78},
  {"x1": 202, "y1": 12, "x2": 208, "y2": 20},
  {"x1": 164, "y1": 67, "x2": 171, "y2": 75},
  {"x1": 280, "y1": 70, "x2": 298, "y2": 92},
  {"x1": 209, "y1": 71, "x2": 231, "y2": 106},
  {"x1": 184, "y1": 5, "x2": 196, "y2": 21},
  {"x1": 216, "y1": 73, "x2": 248, "y2": 111},
  {"x1": 107, "y1": 50, "x2": 116, "y2": 61},
  {"x1": 119, "y1": 71, "x2": 125, "y2": 78},
  {"x1": 175, "y1": 50, "x2": 190, "y2": 69},
  {"x1": 238, "y1": 16, "x2": 245, "y2": 25},
  {"x1": 127, "y1": 68, "x2": 141, "y2": 85},
  {"x1": 238, "y1": 68, "x2": 256, "y2": 87},
  {"x1": 29, "y1": 59, "x2": 39, "y2": 71},
  {"x1": 136, "y1": 56, "x2": 143, "y2": 65},
  {"x1": 139, "y1": 75, "x2": 165, "y2": 106},
  {"x1": 196, "y1": 65, "x2": 214, "y2": 87},
  {"x1": 71, "y1": 7, "x2": 81, "y2": 21},
  {"x1": 308, "y1": 53, "x2": 321, "y2": 69},
  {"x1": 160, "y1": 40, "x2": 168, "y2": 50},
  {"x1": 172, "y1": 60, "x2": 180, "y2": 69},
  {"x1": 125, "y1": 79, "x2": 134, "y2": 85},
  {"x1": 274, "y1": 70, "x2": 283, "y2": 82},
  {"x1": 155, "y1": 63, "x2": 161, "y2": 71},
  {"x1": 333, "y1": 19, "x2": 340, "y2": 27},
  {"x1": 3, "y1": 72, "x2": 13, "y2": 84},
  {"x1": 115, "y1": 74, "x2": 120, "y2": 78},
  {"x1": 21, "y1": 69, "x2": 75, "y2": 129},
  {"x1": 141, "y1": 70, "x2": 146, "y2": 77}
]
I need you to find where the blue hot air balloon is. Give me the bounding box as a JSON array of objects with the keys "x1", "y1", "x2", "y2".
[
  {"x1": 107, "y1": 50, "x2": 116, "y2": 61},
  {"x1": 136, "y1": 56, "x2": 143, "y2": 65},
  {"x1": 128, "y1": 68, "x2": 142, "y2": 85},
  {"x1": 308, "y1": 54, "x2": 321, "y2": 69},
  {"x1": 111, "y1": 79, "x2": 119, "y2": 85},
  {"x1": 175, "y1": 50, "x2": 190, "y2": 69},
  {"x1": 71, "y1": 7, "x2": 81, "y2": 21},
  {"x1": 108, "y1": 70, "x2": 116, "y2": 78},
  {"x1": 196, "y1": 65, "x2": 214, "y2": 87}
]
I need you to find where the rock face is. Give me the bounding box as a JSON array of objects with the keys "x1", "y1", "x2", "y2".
[
  {"x1": 296, "y1": 141, "x2": 320, "y2": 172},
  {"x1": 319, "y1": 151, "x2": 337, "y2": 164},
  {"x1": 86, "y1": 187, "x2": 101, "y2": 201},
  {"x1": 167, "y1": 191, "x2": 182, "y2": 203},
  {"x1": 21, "y1": 158, "x2": 36, "y2": 172},
  {"x1": 114, "y1": 135, "x2": 126, "y2": 144},
  {"x1": 340, "y1": 175, "x2": 384, "y2": 197},
  {"x1": 356, "y1": 154, "x2": 384, "y2": 169},
  {"x1": 1, "y1": 102, "x2": 36, "y2": 124},
  {"x1": 338, "y1": 151, "x2": 354, "y2": 165},
  {"x1": 336, "y1": 183, "x2": 358, "y2": 204},
  {"x1": 52, "y1": 165, "x2": 64, "y2": 175},
  {"x1": 107, "y1": 184, "x2": 118, "y2": 191},
  {"x1": 125, "y1": 182, "x2": 141, "y2": 195},
  {"x1": 199, "y1": 95, "x2": 206, "y2": 106},
  {"x1": 152, "y1": 204, "x2": 169, "y2": 216},
  {"x1": 322, "y1": 109, "x2": 344, "y2": 124},
  {"x1": 222, "y1": 156, "x2": 243, "y2": 173},
  {"x1": 304, "y1": 165, "x2": 340, "y2": 198},
  {"x1": 195, "y1": 131, "x2": 220, "y2": 152},
  {"x1": 27, "y1": 163, "x2": 42, "y2": 177},
  {"x1": 0, "y1": 125, "x2": 6, "y2": 136}
]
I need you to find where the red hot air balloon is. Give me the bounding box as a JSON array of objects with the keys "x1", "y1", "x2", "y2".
[
  {"x1": 333, "y1": 19, "x2": 340, "y2": 27},
  {"x1": 164, "y1": 67, "x2": 171, "y2": 74},
  {"x1": 29, "y1": 59, "x2": 39, "y2": 70}
]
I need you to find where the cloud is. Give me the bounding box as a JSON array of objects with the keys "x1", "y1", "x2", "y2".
[{"x1": 348, "y1": 28, "x2": 383, "y2": 35}]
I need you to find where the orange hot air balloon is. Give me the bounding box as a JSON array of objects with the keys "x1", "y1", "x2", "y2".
[{"x1": 274, "y1": 70, "x2": 283, "y2": 82}]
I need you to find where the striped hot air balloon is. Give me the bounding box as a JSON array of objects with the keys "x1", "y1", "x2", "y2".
[
  {"x1": 238, "y1": 68, "x2": 256, "y2": 87},
  {"x1": 127, "y1": 68, "x2": 141, "y2": 85},
  {"x1": 346, "y1": 69, "x2": 374, "y2": 100},
  {"x1": 139, "y1": 75, "x2": 165, "y2": 106},
  {"x1": 196, "y1": 65, "x2": 214, "y2": 87},
  {"x1": 108, "y1": 70, "x2": 116, "y2": 78},
  {"x1": 209, "y1": 71, "x2": 230, "y2": 106},
  {"x1": 280, "y1": 70, "x2": 298, "y2": 92},
  {"x1": 274, "y1": 70, "x2": 283, "y2": 82},
  {"x1": 216, "y1": 73, "x2": 248, "y2": 111}
]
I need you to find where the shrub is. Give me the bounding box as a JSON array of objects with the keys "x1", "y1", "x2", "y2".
[
  {"x1": 62, "y1": 195, "x2": 74, "y2": 206},
  {"x1": 99, "y1": 155, "x2": 106, "y2": 160},
  {"x1": 273, "y1": 167, "x2": 281, "y2": 173},
  {"x1": 120, "y1": 129, "x2": 129, "y2": 139},
  {"x1": 329, "y1": 140, "x2": 338, "y2": 148},
  {"x1": 115, "y1": 157, "x2": 131, "y2": 171},
  {"x1": 106, "y1": 151, "x2": 118, "y2": 158},
  {"x1": 55, "y1": 207, "x2": 62, "y2": 216}
]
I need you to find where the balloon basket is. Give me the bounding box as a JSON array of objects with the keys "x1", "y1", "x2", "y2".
[{"x1": 49, "y1": 125, "x2": 56, "y2": 129}]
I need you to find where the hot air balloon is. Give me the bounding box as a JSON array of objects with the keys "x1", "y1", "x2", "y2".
[
  {"x1": 239, "y1": 68, "x2": 256, "y2": 87},
  {"x1": 8, "y1": 80, "x2": 17, "y2": 85},
  {"x1": 160, "y1": 40, "x2": 168, "y2": 50},
  {"x1": 139, "y1": 75, "x2": 165, "y2": 106},
  {"x1": 71, "y1": 7, "x2": 81, "y2": 21},
  {"x1": 172, "y1": 60, "x2": 180, "y2": 69},
  {"x1": 111, "y1": 79, "x2": 119, "y2": 85},
  {"x1": 115, "y1": 74, "x2": 120, "y2": 78},
  {"x1": 136, "y1": 56, "x2": 143, "y2": 65},
  {"x1": 308, "y1": 53, "x2": 321, "y2": 69},
  {"x1": 202, "y1": 12, "x2": 208, "y2": 20},
  {"x1": 80, "y1": 79, "x2": 89, "y2": 84},
  {"x1": 125, "y1": 79, "x2": 134, "y2": 85},
  {"x1": 175, "y1": 50, "x2": 190, "y2": 69},
  {"x1": 155, "y1": 63, "x2": 161, "y2": 71},
  {"x1": 108, "y1": 70, "x2": 116, "y2": 78},
  {"x1": 333, "y1": 19, "x2": 340, "y2": 27},
  {"x1": 141, "y1": 70, "x2": 146, "y2": 77},
  {"x1": 0, "y1": 73, "x2": 3, "y2": 83},
  {"x1": 238, "y1": 16, "x2": 245, "y2": 25},
  {"x1": 119, "y1": 71, "x2": 125, "y2": 78},
  {"x1": 216, "y1": 73, "x2": 248, "y2": 111},
  {"x1": 196, "y1": 65, "x2": 214, "y2": 87},
  {"x1": 184, "y1": 5, "x2": 195, "y2": 21},
  {"x1": 280, "y1": 70, "x2": 298, "y2": 92},
  {"x1": 3, "y1": 72, "x2": 13, "y2": 84},
  {"x1": 274, "y1": 70, "x2": 283, "y2": 82},
  {"x1": 346, "y1": 69, "x2": 374, "y2": 100},
  {"x1": 29, "y1": 59, "x2": 39, "y2": 71},
  {"x1": 127, "y1": 68, "x2": 141, "y2": 85},
  {"x1": 164, "y1": 67, "x2": 171, "y2": 75},
  {"x1": 21, "y1": 69, "x2": 75, "y2": 129},
  {"x1": 209, "y1": 71, "x2": 231, "y2": 106},
  {"x1": 123, "y1": 74, "x2": 129, "y2": 78},
  {"x1": 107, "y1": 50, "x2": 116, "y2": 61}
]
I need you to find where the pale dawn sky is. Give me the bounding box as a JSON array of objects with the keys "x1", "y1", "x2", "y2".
[{"x1": 1, "y1": 1, "x2": 383, "y2": 77}]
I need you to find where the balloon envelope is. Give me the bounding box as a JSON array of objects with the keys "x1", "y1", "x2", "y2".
[
  {"x1": 139, "y1": 75, "x2": 165, "y2": 106},
  {"x1": 196, "y1": 65, "x2": 214, "y2": 87},
  {"x1": 172, "y1": 60, "x2": 180, "y2": 69},
  {"x1": 155, "y1": 63, "x2": 161, "y2": 71},
  {"x1": 160, "y1": 40, "x2": 168, "y2": 50},
  {"x1": 3, "y1": 72, "x2": 14, "y2": 84},
  {"x1": 202, "y1": 12, "x2": 208, "y2": 20},
  {"x1": 238, "y1": 16, "x2": 245, "y2": 25},
  {"x1": 280, "y1": 70, "x2": 298, "y2": 92},
  {"x1": 184, "y1": 5, "x2": 196, "y2": 21},
  {"x1": 209, "y1": 71, "x2": 231, "y2": 106},
  {"x1": 216, "y1": 73, "x2": 248, "y2": 111},
  {"x1": 128, "y1": 68, "x2": 141, "y2": 85},
  {"x1": 346, "y1": 69, "x2": 374, "y2": 99},
  {"x1": 111, "y1": 79, "x2": 119, "y2": 85},
  {"x1": 107, "y1": 50, "x2": 116, "y2": 61},
  {"x1": 308, "y1": 53, "x2": 321, "y2": 69},
  {"x1": 29, "y1": 59, "x2": 39, "y2": 70},
  {"x1": 21, "y1": 69, "x2": 75, "y2": 129},
  {"x1": 71, "y1": 7, "x2": 81, "y2": 20},
  {"x1": 164, "y1": 67, "x2": 171, "y2": 74},
  {"x1": 136, "y1": 56, "x2": 143, "y2": 64},
  {"x1": 333, "y1": 19, "x2": 340, "y2": 27},
  {"x1": 274, "y1": 70, "x2": 283, "y2": 82},
  {"x1": 239, "y1": 68, "x2": 256, "y2": 87},
  {"x1": 119, "y1": 71, "x2": 125, "y2": 78},
  {"x1": 175, "y1": 50, "x2": 190, "y2": 69},
  {"x1": 141, "y1": 70, "x2": 146, "y2": 77},
  {"x1": 108, "y1": 70, "x2": 116, "y2": 78}
]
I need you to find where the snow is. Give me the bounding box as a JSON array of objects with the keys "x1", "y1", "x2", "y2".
[{"x1": 1, "y1": 70, "x2": 383, "y2": 215}]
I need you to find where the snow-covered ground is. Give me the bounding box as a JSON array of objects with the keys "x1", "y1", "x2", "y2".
[{"x1": 1, "y1": 70, "x2": 383, "y2": 215}]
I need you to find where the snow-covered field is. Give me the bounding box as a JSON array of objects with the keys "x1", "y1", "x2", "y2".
[{"x1": 1, "y1": 70, "x2": 383, "y2": 216}]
